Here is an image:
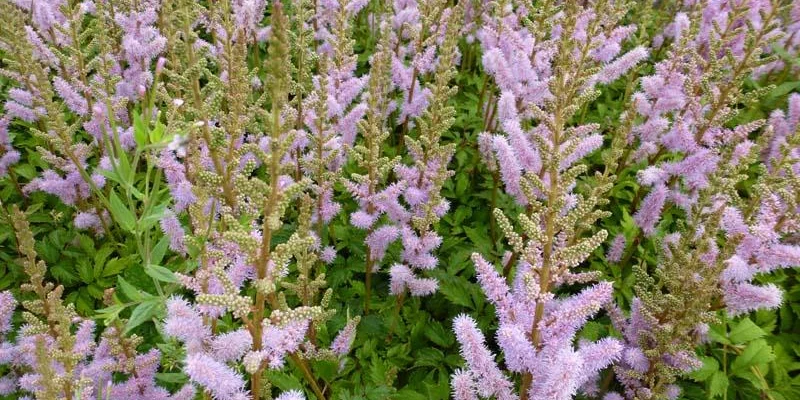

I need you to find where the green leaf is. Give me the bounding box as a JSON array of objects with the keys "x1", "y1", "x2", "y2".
[
  {"x1": 125, "y1": 299, "x2": 160, "y2": 334},
  {"x1": 578, "y1": 321, "x2": 604, "y2": 342},
  {"x1": 109, "y1": 190, "x2": 137, "y2": 233},
  {"x1": 115, "y1": 152, "x2": 132, "y2": 185},
  {"x1": 263, "y1": 370, "x2": 303, "y2": 392},
  {"x1": 76, "y1": 259, "x2": 94, "y2": 284},
  {"x1": 133, "y1": 110, "x2": 148, "y2": 147},
  {"x1": 98, "y1": 167, "x2": 123, "y2": 186},
  {"x1": 76, "y1": 288, "x2": 94, "y2": 314},
  {"x1": 150, "y1": 235, "x2": 169, "y2": 266},
  {"x1": 729, "y1": 318, "x2": 766, "y2": 344},
  {"x1": 103, "y1": 257, "x2": 127, "y2": 277},
  {"x1": 150, "y1": 121, "x2": 166, "y2": 144},
  {"x1": 77, "y1": 234, "x2": 95, "y2": 255},
  {"x1": 312, "y1": 360, "x2": 339, "y2": 383},
  {"x1": 438, "y1": 276, "x2": 474, "y2": 309},
  {"x1": 145, "y1": 264, "x2": 178, "y2": 283},
  {"x1": 691, "y1": 356, "x2": 720, "y2": 381},
  {"x1": 155, "y1": 372, "x2": 188, "y2": 385},
  {"x1": 455, "y1": 173, "x2": 469, "y2": 196},
  {"x1": 392, "y1": 389, "x2": 426, "y2": 400},
  {"x1": 709, "y1": 323, "x2": 731, "y2": 345},
  {"x1": 413, "y1": 347, "x2": 444, "y2": 368},
  {"x1": 731, "y1": 339, "x2": 775, "y2": 375},
  {"x1": 93, "y1": 245, "x2": 115, "y2": 265},
  {"x1": 769, "y1": 81, "x2": 800, "y2": 99},
  {"x1": 117, "y1": 276, "x2": 145, "y2": 302},
  {"x1": 87, "y1": 283, "x2": 105, "y2": 299},
  {"x1": 94, "y1": 303, "x2": 124, "y2": 325},
  {"x1": 369, "y1": 358, "x2": 389, "y2": 386},
  {"x1": 709, "y1": 370, "x2": 729, "y2": 398},
  {"x1": 463, "y1": 226, "x2": 491, "y2": 254},
  {"x1": 424, "y1": 321, "x2": 454, "y2": 347},
  {"x1": 140, "y1": 203, "x2": 167, "y2": 231}
]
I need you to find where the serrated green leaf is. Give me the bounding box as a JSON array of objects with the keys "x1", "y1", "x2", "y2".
[
  {"x1": 76, "y1": 288, "x2": 94, "y2": 314},
  {"x1": 691, "y1": 356, "x2": 720, "y2": 381},
  {"x1": 103, "y1": 257, "x2": 128, "y2": 277},
  {"x1": 360, "y1": 314, "x2": 386, "y2": 337},
  {"x1": 76, "y1": 259, "x2": 93, "y2": 284},
  {"x1": 424, "y1": 321, "x2": 454, "y2": 347},
  {"x1": 313, "y1": 360, "x2": 338, "y2": 383},
  {"x1": 94, "y1": 245, "x2": 115, "y2": 274},
  {"x1": 369, "y1": 358, "x2": 388, "y2": 386},
  {"x1": 730, "y1": 318, "x2": 766, "y2": 344},
  {"x1": 463, "y1": 226, "x2": 491, "y2": 254},
  {"x1": 709, "y1": 370, "x2": 729, "y2": 398},
  {"x1": 77, "y1": 234, "x2": 95, "y2": 255},
  {"x1": 438, "y1": 276, "x2": 474, "y2": 309},
  {"x1": 709, "y1": 323, "x2": 731, "y2": 345},
  {"x1": 87, "y1": 283, "x2": 105, "y2": 299},
  {"x1": 392, "y1": 389, "x2": 426, "y2": 400},
  {"x1": 732, "y1": 339, "x2": 775, "y2": 375},
  {"x1": 264, "y1": 370, "x2": 303, "y2": 392},
  {"x1": 413, "y1": 347, "x2": 444, "y2": 368},
  {"x1": 155, "y1": 372, "x2": 188, "y2": 385}
]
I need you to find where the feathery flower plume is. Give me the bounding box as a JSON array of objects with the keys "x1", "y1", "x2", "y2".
[
  {"x1": 345, "y1": 24, "x2": 401, "y2": 312},
  {"x1": 389, "y1": 2, "x2": 462, "y2": 297},
  {"x1": 156, "y1": 2, "x2": 355, "y2": 398},
  {"x1": 0, "y1": 205, "x2": 191, "y2": 399},
  {"x1": 453, "y1": 1, "x2": 638, "y2": 398},
  {"x1": 611, "y1": 3, "x2": 799, "y2": 398}
]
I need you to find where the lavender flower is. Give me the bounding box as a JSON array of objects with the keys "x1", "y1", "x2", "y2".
[
  {"x1": 154, "y1": 3, "x2": 348, "y2": 398},
  {"x1": 0, "y1": 291, "x2": 15, "y2": 336},
  {"x1": 386, "y1": 1, "x2": 462, "y2": 298},
  {"x1": 160, "y1": 210, "x2": 187, "y2": 255},
  {"x1": 610, "y1": 3, "x2": 798, "y2": 397},
  {"x1": 275, "y1": 390, "x2": 306, "y2": 400},
  {"x1": 452, "y1": 315, "x2": 516, "y2": 400},
  {"x1": 52, "y1": 76, "x2": 88, "y2": 116},
  {"x1": 606, "y1": 234, "x2": 626, "y2": 263},
  {"x1": 0, "y1": 207, "x2": 191, "y2": 399},
  {"x1": 330, "y1": 317, "x2": 360, "y2": 356},
  {"x1": 453, "y1": 2, "x2": 635, "y2": 398},
  {"x1": 0, "y1": 118, "x2": 20, "y2": 178},
  {"x1": 186, "y1": 353, "x2": 248, "y2": 400}
]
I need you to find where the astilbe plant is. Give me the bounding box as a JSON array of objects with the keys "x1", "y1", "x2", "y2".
[
  {"x1": 607, "y1": 1, "x2": 800, "y2": 399},
  {"x1": 302, "y1": 0, "x2": 368, "y2": 263},
  {"x1": 0, "y1": 205, "x2": 194, "y2": 400},
  {"x1": 387, "y1": 0, "x2": 450, "y2": 135},
  {"x1": 0, "y1": 0, "x2": 168, "y2": 236},
  {"x1": 1, "y1": 0, "x2": 800, "y2": 399},
  {"x1": 0, "y1": 0, "x2": 187, "y2": 312},
  {"x1": 387, "y1": 2, "x2": 462, "y2": 298},
  {"x1": 344, "y1": 24, "x2": 402, "y2": 314},
  {"x1": 153, "y1": 1, "x2": 358, "y2": 399},
  {"x1": 346, "y1": 0, "x2": 462, "y2": 312},
  {"x1": 452, "y1": 0, "x2": 647, "y2": 399}
]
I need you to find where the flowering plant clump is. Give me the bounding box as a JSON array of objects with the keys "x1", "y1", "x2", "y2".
[{"x1": 0, "y1": 0, "x2": 798, "y2": 399}]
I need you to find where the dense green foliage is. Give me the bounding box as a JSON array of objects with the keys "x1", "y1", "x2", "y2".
[{"x1": 1, "y1": 1, "x2": 799, "y2": 399}]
